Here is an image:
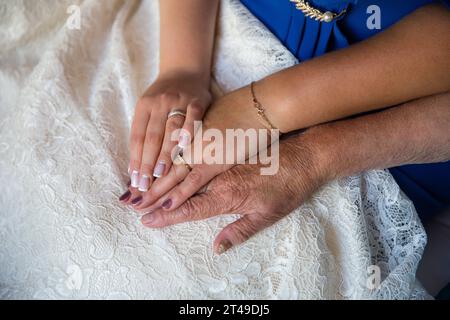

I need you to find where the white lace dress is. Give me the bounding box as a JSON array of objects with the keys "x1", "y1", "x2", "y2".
[{"x1": 0, "y1": 0, "x2": 429, "y2": 299}]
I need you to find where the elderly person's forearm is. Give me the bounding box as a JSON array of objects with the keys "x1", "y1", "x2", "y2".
[{"x1": 305, "y1": 92, "x2": 450, "y2": 181}]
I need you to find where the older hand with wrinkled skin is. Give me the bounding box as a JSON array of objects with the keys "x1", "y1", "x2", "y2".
[
  {"x1": 140, "y1": 134, "x2": 327, "y2": 254},
  {"x1": 138, "y1": 91, "x2": 450, "y2": 255}
]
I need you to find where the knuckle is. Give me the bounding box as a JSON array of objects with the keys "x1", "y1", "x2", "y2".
[
  {"x1": 145, "y1": 187, "x2": 161, "y2": 202},
  {"x1": 153, "y1": 214, "x2": 168, "y2": 228},
  {"x1": 170, "y1": 188, "x2": 184, "y2": 202},
  {"x1": 178, "y1": 203, "x2": 193, "y2": 219},
  {"x1": 166, "y1": 117, "x2": 184, "y2": 132},
  {"x1": 260, "y1": 201, "x2": 279, "y2": 217},
  {"x1": 130, "y1": 159, "x2": 141, "y2": 169},
  {"x1": 139, "y1": 163, "x2": 154, "y2": 174},
  {"x1": 159, "y1": 92, "x2": 179, "y2": 106},
  {"x1": 179, "y1": 198, "x2": 202, "y2": 220},
  {"x1": 231, "y1": 224, "x2": 249, "y2": 243},
  {"x1": 144, "y1": 132, "x2": 163, "y2": 147},
  {"x1": 142, "y1": 192, "x2": 154, "y2": 204},
  {"x1": 130, "y1": 133, "x2": 145, "y2": 145},
  {"x1": 173, "y1": 165, "x2": 188, "y2": 180},
  {"x1": 185, "y1": 170, "x2": 203, "y2": 187},
  {"x1": 188, "y1": 102, "x2": 204, "y2": 119},
  {"x1": 158, "y1": 150, "x2": 172, "y2": 162},
  {"x1": 234, "y1": 220, "x2": 257, "y2": 242},
  {"x1": 227, "y1": 187, "x2": 249, "y2": 211},
  {"x1": 137, "y1": 96, "x2": 154, "y2": 111}
]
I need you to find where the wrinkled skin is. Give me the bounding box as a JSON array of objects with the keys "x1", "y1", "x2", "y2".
[{"x1": 141, "y1": 134, "x2": 328, "y2": 254}]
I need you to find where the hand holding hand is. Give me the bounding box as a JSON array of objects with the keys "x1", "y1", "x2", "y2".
[{"x1": 129, "y1": 85, "x2": 276, "y2": 212}]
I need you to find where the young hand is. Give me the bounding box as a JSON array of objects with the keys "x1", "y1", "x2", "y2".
[{"x1": 120, "y1": 71, "x2": 211, "y2": 204}]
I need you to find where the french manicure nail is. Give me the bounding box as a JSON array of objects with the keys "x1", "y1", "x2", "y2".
[
  {"x1": 131, "y1": 196, "x2": 143, "y2": 205},
  {"x1": 119, "y1": 190, "x2": 131, "y2": 202},
  {"x1": 130, "y1": 170, "x2": 139, "y2": 188},
  {"x1": 153, "y1": 161, "x2": 166, "y2": 178},
  {"x1": 178, "y1": 133, "x2": 190, "y2": 148},
  {"x1": 138, "y1": 175, "x2": 150, "y2": 192},
  {"x1": 161, "y1": 198, "x2": 172, "y2": 210},
  {"x1": 217, "y1": 239, "x2": 233, "y2": 255},
  {"x1": 142, "y1": 213, "x2": 154, "y2": 225}
]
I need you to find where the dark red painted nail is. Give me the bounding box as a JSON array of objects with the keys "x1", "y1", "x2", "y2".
[
  {"x1": 119, "y1": 190, "x2": 131, "y2": 202},
  {"x1": 126, "y1": 180, "x2": 131, "y2": 187},
  {"x1": 161, "y1": 198, "x2": 172, "y2": 210},
  {"x1": 131, "y1": 196, "x2": 143, "y2": 205}
]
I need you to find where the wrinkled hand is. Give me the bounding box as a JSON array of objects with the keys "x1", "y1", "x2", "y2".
[{"x1": 140, "y1": 135, "x2": 329, "y2": 254}]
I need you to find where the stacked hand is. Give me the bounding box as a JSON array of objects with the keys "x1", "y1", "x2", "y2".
[
  {"x1": 119, "y1": 78, "x2": 318, "y2": 254},
  {"x1": 139, "y1": 135, "x2": 327, "y2": 254},
  {"x1": 134, "y1": 84, "x2": 271, "y2": 203}
]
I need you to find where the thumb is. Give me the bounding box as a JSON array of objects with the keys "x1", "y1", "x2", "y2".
[{"x1": 213, "y1": 214, "x2": 272, "y2": 255}]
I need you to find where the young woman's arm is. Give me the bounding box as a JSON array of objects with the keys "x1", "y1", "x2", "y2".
[
  {"x1": 125, "y1": 0, "x2": 219, "y2": 197},
  {"x1": 159, "y1": 0, "x2": 219, "y2": 85},
  {"x1": 252, "y1": 3, "x2": 450, "y2": 132}
]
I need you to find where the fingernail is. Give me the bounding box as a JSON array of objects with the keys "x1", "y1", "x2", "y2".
[
  {"x1": 130, "y1": 170, "x2": 139, "y2": 188},
  {"x1": 119, "y1": 190, "x2": 131, "y2": 202},
  {"x1": 153, "y1": 161, "x2": 166, "y2": 178},
  {"x1": 161, "y1": 198, "x2": 172, "y2": 210},
  {"x1": 217, "y1": 240, "x2": 233, "y2": 255},
  {"x1": 126, "y1": 180, "x2": 131, "y2": 187},
  {"x1": 131, "y1": 196, "x2": 143, "y2": 205},
  {"x1": 141, "y1": 213, "x2": 154, "y2": 225},
  {"x1": 128, "y1": 166, "x2": 131, "y2": 174},
  {"x1": 178, "y1": 132, "x2": 190, "y2": 148},
  {"x1": 138, "y1": 175, "x2": 150, "y2": 192}
]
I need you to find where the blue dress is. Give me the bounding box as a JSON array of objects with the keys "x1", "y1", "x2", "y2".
[{"x1": 241, "y1": 0, "x2": 450, "y2": 220}]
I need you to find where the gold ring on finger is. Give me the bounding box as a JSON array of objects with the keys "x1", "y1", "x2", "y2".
[{"x1": 173, "y1": 153, "x2": 192, "y2": 171}]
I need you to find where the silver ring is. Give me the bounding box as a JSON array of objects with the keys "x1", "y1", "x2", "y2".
[{"x1": 167, "y1": 110, "x2": 186, "y2": 120}]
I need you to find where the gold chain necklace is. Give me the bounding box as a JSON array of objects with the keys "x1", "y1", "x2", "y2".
[{"x1": 289, "y1": 0, "x2": 346, "y2": 23}]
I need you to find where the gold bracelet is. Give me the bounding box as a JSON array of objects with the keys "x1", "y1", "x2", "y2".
[{"x1": 250, "y1": 82, "x2": 280, "y2": 132}]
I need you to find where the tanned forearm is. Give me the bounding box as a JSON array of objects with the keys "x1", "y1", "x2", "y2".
[
  {"x1": 159, "y1": 0, "x2": 219, "y2": 85},
  {"x1": 255, "y1": 3, "x2": 450, "y2": 133},
  {"x1": 302, "y1": 92, "x2": 450, "y2": 181}
]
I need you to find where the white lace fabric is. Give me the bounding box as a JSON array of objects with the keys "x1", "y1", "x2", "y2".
[{"x1": 0, "y1": 0, "x2": 429, "y2": 299}]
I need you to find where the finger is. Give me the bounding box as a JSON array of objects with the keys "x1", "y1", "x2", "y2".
[
  {"x1": 134, "y1": 161, "x2": 190, "y2": 211},
  {"x1": 178, "y1": 100, "x2": 205, "y2": 149},
  {"x1": 155, "y1": 164, "x2": 226, "y2": 212},
  {"x1": 118, "y1": 180, "x2": 132, "y2": 202},
  {"x1": 152, "y1": 114, "x2": 186, "y2": 179},
  {"x1": 122, "y1": 185, "x2": 145, "y2": 206},
  {"x1": 141, "y1": 190, "x2": 228, "y2": 228},
  {"x1": 213, "y1": 214, "x2": 273, "y2": 255},
  {"x1": 129, "y1": 97, "x2": 152, "y2": 187},
  {"x1": 136, "y1": 110, "x2": 167, "y2": 192}
]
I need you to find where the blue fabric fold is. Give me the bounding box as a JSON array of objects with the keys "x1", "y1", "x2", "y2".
[{"x1": 241, "y1": 0, "x2": 449, "y2": 61}]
